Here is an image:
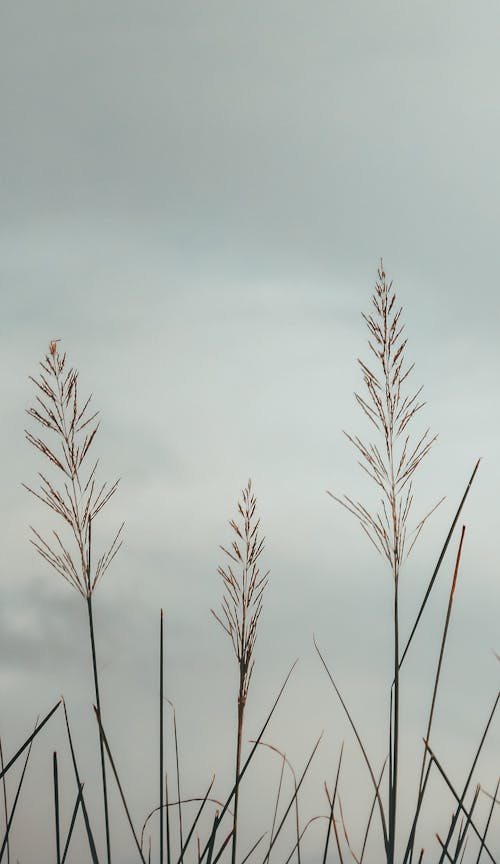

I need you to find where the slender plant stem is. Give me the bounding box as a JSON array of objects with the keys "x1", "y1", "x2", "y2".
[
  {"x1": 232, "y1": 696, "x2": 244, "y2": 864},
  {"x1": 61, "y1": 782, "x2": 84, "y2": 864},
  {"x1": 475, "y1": 779, "x2": 499, "y2": 864},
  {"x1": 87, "y1": 592, "x2": 111, "y2": 864},
  {"x1": 322, "y1": 742, "x2": 343, "y2": 864},
  {"x1": 0, "y1": 740, "x2": 9, "y2": 864},
  {"x1": 93, "y1": 708, "x2": 147, "y2": 864},
  {"x1": 0, "y1": 720, "x2": 37, "y2": 863},
  {"x1": 399, "y1": 460, "x2": 480, "y2": 672},
  {"x1": 170, "y1": 706, "x2": 184, "y2": 861},
  {"x1": 160, "y1": 610, "x2": 165, "y2": 864},
  {"x1": 166, "y1": 773, "x2": 172, "y2": 864},
  {"x1": 0, "y1": 702, "x2": 60, "y2": 782},
  {"x1": 388, "y1": 577, "x2": 400, "y2": 864},
  {"x1": 53, "y1": 751, "x2": 61, "y2": 864},
  {"x1": 62, "y1": 699, "x2": 100, "y2": 864}
]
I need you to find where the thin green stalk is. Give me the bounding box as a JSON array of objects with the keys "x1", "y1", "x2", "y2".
[
  {"x1": 175, "y1": 777, "x2": 215, "y2": 864},
  {"x1": 0, "y1": 701, "x2": 60, "y2": 781},
  {"x1": 170, "y1": 704, "x2": 184, "y2": 861},
  {"x1": 0, "y1": 720, "x2": 37, "y2": 863},
  {"x1": 250, "y1": 740, "x2": 300, "y2": 864},
  {"x1": 399, "y1": 460, "x2": 480, "y2": 671},
  {"x1": 360, "y1": 758, "x2": 388, "y2": 864},
  {"x1": 87, "y1": 591, "x2": 111, "y2": 864},
  {"x1": 206, "y1": 813, "x2": 219, "y2": 864},
  {"x1": 61, "y1": 783, "x2": 84, "y2": 864},
  {"x1": 261, "y1": 734, "x2": 322, "y2": 864},
  {"x1": 388, "y1": 578, "x2": 400, "y2": 864},
  {"x1": 433, "y1": 688, "x2": 499, "y2": 864},
  {"x1": 166, "y1": 773, "x2": 172, "y2": 864},
  {"x1": 241, "y1": 833, "x2": 266, "y2": 864},
  {"x1": 212, "y1": 829, "x2": 234, "y2": 864},
  {"x1": 425, "y1": 738, "x2": 497, "y2": 864},
  {"x1": 160, "y1": 610, "x2": 165, "y2": 864},
  {"x1": 314, "y1": 637, "x2": 388, "y2": 853},
  {"x1": 267, "y1": 751, "x2": 286, "y2": 864},
  {"x1": 322, "y1": 742, "x2": 343, "y2": 864},
  {"x1": 0, "y1": 739, "x2": 10, "y2": 864},
  {"x1": 93, "y1": 707, "x2": 147, "y2": 864},
  {"x1": 402, "y1": 760, "x2": 433, "y2": 864},
  {"x1": 452, "y1": 785, "x2": 480, "y2": 863},
  {"x1": 408, "y1": 528, "x2": 465, "y2": 864},
  {"x1": 475, "y1": 779, "x2": 499, "y2": 864},
  {"x1": 62, "y1": 699, "x2": 100, "y2": 864},
  {"x1": 198, "y1": 661, "x2": 297, "y2": 864},
  {"x1": 232, "y1": 695, "x2": 244, "y2": 864},
  {"x1": 53, "y1": 751, "x2": 61, "y2": 864}
]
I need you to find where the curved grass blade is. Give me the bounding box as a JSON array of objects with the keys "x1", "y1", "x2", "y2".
[
  {"x1": 249, "y1": 740, "x2": 300, "y2": 864},
  {"x1": 175, "y1": 777, "x2": 215, "y2": 864},
  {"x1": 261, "y1": 733, "x2": 323, "y2": 864},
  {"x1": 314, "y1": 637, "x2": 389, "y2": 853}
]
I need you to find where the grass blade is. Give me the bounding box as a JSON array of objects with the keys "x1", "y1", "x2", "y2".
[
  {"x1": 62, "y1": 699, "x2": 100, "y2": 864},
  {"x1": 241, "y1": 833, "x2": 266, "y2": 864},
  {"x1": 322, "y1": 742, "x2": 343, "y2": 864},
  {"x1": 425, "y1": 741, "x2": 497, "y2": 864},
  {"x1": 314, "y1": 637, "x2": 389, "y2": 852},
  {"x1": 175, "y1": 777, "x2": 215, "y2": 864},
  {"x1": 0, "y1": 719, "x2": 37, "y2": 863},
  {"x1": 360, "y1": 757, "x2": 387, "y2": 864},
  {"x1": 475, "y1": 779, "x2": 500, "y2": 864},
  {"x1": 93, "y1": 707, "x2": 147, "y2": 864},
  {"x1": 261, "y1": 733, "x2": 323, "y2": 864},
  {"x1": 61, "y1": 783, "x2": 84, "y2": 864},
  {"x1": 0, "y1": 740, "x2": 10, "y2": 864},
  {"x1": 166, "y1": 772, "x2": 172, "y2": 864},
  {"x1": 199, "y1": 661, "x2": 297, "y2": 864},
  {"x1": 53, "y1": 751, "x2": 61, "y2": 864},
  {"x1": 160, "y1": 610, "x2": 165, "y2": 864},
  {"x1": 399, "y1": 460, "x2": 480, "y2": 671},
  {"x1": 0, "y1": 700, "x2": 61, "y2": 781}
]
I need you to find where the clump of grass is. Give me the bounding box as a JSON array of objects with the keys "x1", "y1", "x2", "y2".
[
  {"x1": 24, "y1": 340, "x2": 123, "y2": 864},
  {"x1": 213, "y1": 479, "x2": 269, "y2": 864}
]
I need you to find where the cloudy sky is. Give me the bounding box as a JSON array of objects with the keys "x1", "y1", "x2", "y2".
[{"x1": 1, "y1": 2, "x2": 499, "y2": 862}]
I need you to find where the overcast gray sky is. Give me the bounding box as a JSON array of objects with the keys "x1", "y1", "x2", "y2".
[{"x1": 1, "y1": 2, "x2": 499, "y2": 862}]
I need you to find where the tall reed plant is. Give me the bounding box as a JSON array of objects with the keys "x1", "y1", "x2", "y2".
[
  {"x1": 330, "y1": 264, "x2": 438, "y2": 862},
  {"x1": 24, "y1": 340, "x2": 123, "y2": 864},
  {"x1": 213, "y1": 480, "x2": 269, "y2": 864}
]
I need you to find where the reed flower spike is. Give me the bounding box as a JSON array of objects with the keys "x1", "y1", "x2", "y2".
[
  {"x1": 24, "y1": 341, "x2": 123, "y2": 597},
  {"x1": 213, "y1": 479, "x2": 269, "y2": 864},
  {"x1": 329, "y1": 263, "x2": 439, "y2": 578}
]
